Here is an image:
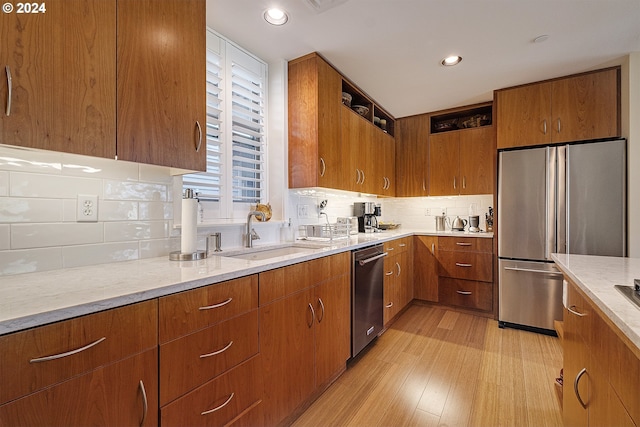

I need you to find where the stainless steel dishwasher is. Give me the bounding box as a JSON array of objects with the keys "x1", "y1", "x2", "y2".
[{"x1": 352, "y1": 244, "x2": 387, "y2": 358}]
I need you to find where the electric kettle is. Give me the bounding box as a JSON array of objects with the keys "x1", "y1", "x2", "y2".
[{"x1": 451, "y1": 216, "x2": 467, "y2": 231}]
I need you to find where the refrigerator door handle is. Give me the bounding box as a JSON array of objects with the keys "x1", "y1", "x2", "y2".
[
  {"x1": 557, "y1": 146, "x2": 567, "y2": 254},
  {"x1": 546, "y1": 147, "x2": 557, "y2": 260},
  {"x1": 503, "y1": 266, "x2": 564, "y2": 278}
]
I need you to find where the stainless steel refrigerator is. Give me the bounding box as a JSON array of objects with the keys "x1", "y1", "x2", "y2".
[{"x1": 498, "y1": 139, "x2": 626, "y2": 332}]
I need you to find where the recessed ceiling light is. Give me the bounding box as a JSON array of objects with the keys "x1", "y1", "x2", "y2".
[
  {"x1": 441, "y1": 55, "x2": 462, "y2": 66},
  {"x1": 264, "y1": 8, "x2": 289, "y2": 26}
]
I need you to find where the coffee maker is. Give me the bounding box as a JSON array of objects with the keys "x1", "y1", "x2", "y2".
[{"x1": 354, "y1": 202, "x2": 378, "y2": 233}]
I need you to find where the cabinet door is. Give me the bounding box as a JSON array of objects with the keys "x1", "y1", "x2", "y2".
[
  {"x1": 383, "y1": 254, "x2": 400, "y2": 325},
  {"x1": 551, "y1": 68, "x2": 619, "y2": 143},
  {"x1": 314, "y1": 275, "x2": 350, "y2": 386},
  {"x1": 116, "y1": 0, "x2": 206, "y2": 171},
  {"x1": 414, "y1": 236, "x2": 439, "y2": 302},
  {"x1": 0, "y1": 349, "x2": 158, "y2": 427},
  {"x1": 496, "y1": 83, "x2": 552, "y2": 149},
  {"x1": 397, "y1": 250, "x2": 413, "y2": 309},
  {"x1": 288, "y1": 54, "x2": 343, "y2": 189},
  {"x1": 0, "y1": 0, "x2": 116, "y2": 158},
  {"x1": 372, "y1": 129, "x2": 396, "y2": 196},
  {"x1": 342, "y1": 108, "x2": 372, "y2": 192},
  {"x1": 428, "y1": 132, "x2": 459, "y2": 196},
  {"x1": 260, "y1": 289, "x2": 315, "y2": 426},
  {"x1": 459, "y1": 127, "x2": 494, "y2": 195},
  {"x1": 395, "y1": 115, "x2": 429, "y2": 196}
]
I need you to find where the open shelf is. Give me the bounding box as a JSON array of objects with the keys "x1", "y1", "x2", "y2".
[
  {"x1": 430, "y1": 104, "x2": 492, "y2": 134},
  {"x1": 341, "y1": 80, "x2": 395, "y2": 136}
]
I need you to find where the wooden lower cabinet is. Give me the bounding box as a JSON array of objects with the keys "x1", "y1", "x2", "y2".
[
  {"x1": 438, "y1": 278, "x2": 492, "y2": 312},
  {"x1": 413, "y1": 235, "x2": 439, "y2": 302},
  {"x1": 563, "y1": 279, "x2": 638, "y2": 427},
  {"x1": 383, "y1": 237, "x2": 413, "y2": 325},
  {"x1": 259, "y1": 253, "x2": 350, "y2": 426},
  {"x1": 0, "y1": 299, "x2": 158, "y2": 427}
]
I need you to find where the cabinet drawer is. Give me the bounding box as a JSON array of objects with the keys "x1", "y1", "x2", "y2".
[
  {"x1": 161, "y1": 356, "x2": 263, "y2": 427},
  {"x1": 0, "y1": 300, "x2": 157, "y2": 405},
  {"x1": 438, "y1": 251, "x2": 492, "y2": 282},
  {"x1": 159, "y1": 275, "x2": 258, "y2": 343},
  {"x1": 384, "y1": 237, "x2": 411, "y2": 254},
  {"x1": 0, "y1": 348, "x2": 158, "y2": 427},
  {"x1": 438, "y1": 236, "x2": 493, "y2": 253},
  {"x1": 438, "y1": 278, "x2": 493, "y2": 312},
  {"x1": 160, "y1": 310, "x2": 259, "y2": 406}
]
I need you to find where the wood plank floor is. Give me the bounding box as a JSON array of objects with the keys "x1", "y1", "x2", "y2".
[{"x1": 292, "y1": 304, "x2": 563, "y2": 427}]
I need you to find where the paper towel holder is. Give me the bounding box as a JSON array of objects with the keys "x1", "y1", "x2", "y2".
[{"x1": 170, "y1": 188, "x2": 207, "y2": 261}]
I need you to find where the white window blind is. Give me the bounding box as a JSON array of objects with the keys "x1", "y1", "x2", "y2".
[{"x1": 182, "y1": 29, "x2": 267, "y2": 217}]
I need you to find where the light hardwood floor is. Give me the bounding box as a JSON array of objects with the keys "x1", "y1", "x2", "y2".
[{"x1": 292, "y1": 304, "x2": 563, "y2": 427}]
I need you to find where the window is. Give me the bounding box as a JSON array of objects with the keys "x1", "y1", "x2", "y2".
[{"x1": 182, "y1": 29, "x2": 267, "y2": 219}]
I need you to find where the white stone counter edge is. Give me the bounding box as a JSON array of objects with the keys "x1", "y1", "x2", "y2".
[
  {"x1": 0, "y1": 230, "x2": 493, "y2": 335},
  {"x1": 551, "y1": 253, "x2": 640, "y2": 351}
]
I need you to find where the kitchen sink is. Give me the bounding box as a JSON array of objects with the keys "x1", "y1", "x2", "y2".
[{"x1": 226, "y1": 245, "x2": 317, "y2": 261}]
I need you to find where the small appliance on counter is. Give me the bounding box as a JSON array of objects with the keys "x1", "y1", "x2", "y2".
[
  {"x1": 450, "y1": 216, "x2": 467, "y2": 231},
  {"x1": 468, "y1": 215, "x2": 481, "y2": 232},
  {"x1": 354, "y1": 202, "x2": 378, "y2": 233},
  {"x1": 435, "y1": 214, "x2": 448, "y2": 231}
]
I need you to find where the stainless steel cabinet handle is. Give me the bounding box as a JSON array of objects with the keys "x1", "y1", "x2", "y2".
[
  {"x1": 385, "y1": 271, "x2": 393, "y2": 276},
  {"x1": 456, "y1": 242, "x2": 472, "y2": 246},
  {"x1": 456, "y1": 290, "x2": 472, "y2": 295},
  {"x1": 195, "y1": 121, "x2": 203, "y2": 152},
  {"x1": 5, "y1": 65, "x2": 11, "y2": 116},
  {"x1": 200, "y1": 341, "x2": 233, "y2": 358},
  {"x1": 201, "y1": 392, "x2": 234, "y2": 415},
  {"x1": 319, "y1": 157, "x2": 326, "y2": 177},
  {"x1": 503, "y1": 266, "x2": 563, "y2": 277},
  {"x1": 361, "y1": 169, "x2": 365, "y2": 185},
  {"x1": 567, "y1": 305, "x2": 586, "y2": 317},
  {"x1": 355, "y1": 169, "x2": 361, "y2": 184},
  {"x1": 453, "y1": 176, "x2": 457, "y2": 189},
  {"x1": 385, "y1": 302, "x2": 394, "y2": 308},
  {"x1": 543, "y1": 119, "x2": 547, "y2": 135},
  {"x1": 307, "y1": 303, "x2": 315, "y2": 328},
  {"x1": 422, "y1": 178, "x2": 426, "y2": 191},
  {"x1": 358, "y1": 252, "x2": 388, "y2": 266},
  {"x1": 399, "y1": 243, "x2": 406, "y2": 247},
  {"x1": 396, "y1": 262, "x2": 401, "y2": 277},
  {"x1": 317, "y1": 298, "x2": 325, "y2": 323},
  {"x1": 455, "y1": 263, "x2": 473, "y2": 267},
  {"x1": 199, "y1": 297, "x2": 232, "y2": 310},
  {"x1": 574, "y1": 368, "x2": 588, "y2": 409},
  {"x1": 138, "y1": 380, "x2": 148, "y2": 426},
  {"x1": 30, "y1": 337, "x2": 106, "y2": 363},
  {"x1": 431, "y1": 243, "x2": 435, "y2": 253},
  {"x1": 557, "y1": 118, "x2": 561, "y2": 133},
  {"x1": 462, "y1": 176, "x2": 466, "y2": 189}
]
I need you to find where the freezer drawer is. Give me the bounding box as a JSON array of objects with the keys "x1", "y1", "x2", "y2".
[{"x1": 498, "y1": 259, "x2": 564, "y2": 331}]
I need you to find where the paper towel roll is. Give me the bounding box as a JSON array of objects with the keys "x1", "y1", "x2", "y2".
[{"x1": 181, "y1": 197, "x2": 198, "y2": 254}]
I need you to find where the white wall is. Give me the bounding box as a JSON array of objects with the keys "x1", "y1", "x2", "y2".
[{"x1": 624, "y1": 52, "x2": 640, "y2": 256}]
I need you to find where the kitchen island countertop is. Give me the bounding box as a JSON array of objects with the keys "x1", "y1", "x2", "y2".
[
  {"x1": 0, "y1": 229, "x2": 492, "y2": 335},
  {"x1": 552, "y1": 253, "x2": 640, "y2": 353}
]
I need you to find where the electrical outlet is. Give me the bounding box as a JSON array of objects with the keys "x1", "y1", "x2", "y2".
[
  {"x1": 297, "y1": 204, "x2": 310, "y2": 219},
  {"x1": 77, "y1": 194, "x2": 98, "y2": 222},
  {"x1": 425, "y1": 208, "x2": 432, "y2": 216}
]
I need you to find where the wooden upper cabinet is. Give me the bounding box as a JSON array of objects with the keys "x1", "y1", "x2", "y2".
[
  {"x1": 0, "y1": 0, "x2": 116, "y2": 158},
  {"x1": 429, "y1": 131, "x2": 459, "y2": 196},
  {"x1": 496, "y1": 67, "x2": 620, "y2": 149},
  {"x1": 117, "y1": 0, "x2": 206, "y2": 171},
  {"x1": 288, "y1": 53, "x2": 343, "y2": 189},
  {"x1": 459, "y1": 126, "x2": 494, "y2": 195},
  {"x1": 395, "y1": 114, "x2": 429, "y2": 197},
  {"x1": 342, "y1": 107, "x2": 372, "y2": 192}
]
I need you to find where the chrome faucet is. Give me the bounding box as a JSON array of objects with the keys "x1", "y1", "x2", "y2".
[{"x1": 246, "y1": 211, "x2": 265, "y2": 248}]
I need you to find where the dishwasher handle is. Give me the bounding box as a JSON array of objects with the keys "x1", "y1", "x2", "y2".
[
  {"x1": 358, "y1": 252, "x2": 388, "y2": 266},
  {"x1": 503, "y1": 266, "x2": 563, "y2": 278}
]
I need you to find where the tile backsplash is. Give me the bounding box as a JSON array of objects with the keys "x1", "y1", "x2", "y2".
[{"x1": 0, "y1": 146, "x2": 178, "y2": 276}]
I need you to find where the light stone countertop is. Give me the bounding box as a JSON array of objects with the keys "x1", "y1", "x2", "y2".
[
  {"x1": 552, "y1": 253, "x2": 640, "y2": 351},
  {"x1": 0, "y1": 230, "x2": 493, "y2": 335}
]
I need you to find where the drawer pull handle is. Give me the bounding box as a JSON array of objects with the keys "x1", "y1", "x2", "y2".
[
  {"x1": 319, "y1": 157, "x2": 326, "y2": 177},
  {"x1": 195, "y1": 120, "x2": 203, "y2": 152},
  {"x1": 29, "y1": 336, "x2": 106, "y2": 363},
  {"x1": 399, "y1": 243, "x2": 406, "y2": 247},
  {"x1": 307, "y1": 303, "x2": 315, "y2": 328},
  {"x1": 201, "y1": 392, "x2": 234, "y2": 415},
  {"x1": 567, "y1": 305, "x2": 586, "y2": 317},
  {"x1": 456, "y1": 290, "x2": 472, "y2": 295},
  {"x1": 200, "y1": 341, "x2": 234, "y2": 358},
  {"x1": 138, "y1": 380, "x2": 148, "y2": 426},
  {"x1": 385, "y1": 302, "x2": 394, "y2": 308},
  {"x1": 5, "y1": 65, "x2": 12, "y2": 116},
  {"x1": 385, "y1": 271, "x2": 393, "y2": 276},
  {"x1": 456, "y1": 242, "x2": 472, "y2": 246},
  {"x1": 455, "y1": 263, "x2": 473, "y2": 267},
  {"x1": 574, "y1": 368, "x2": 588, "y2": 408},
  {"x1": 199, "y1": 297, "x2": 233, "y2": 311}
]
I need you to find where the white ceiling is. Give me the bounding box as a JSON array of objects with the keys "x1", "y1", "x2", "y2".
[{"x1": 206, "y1": 0, "x2": 640, "y2": 119}]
